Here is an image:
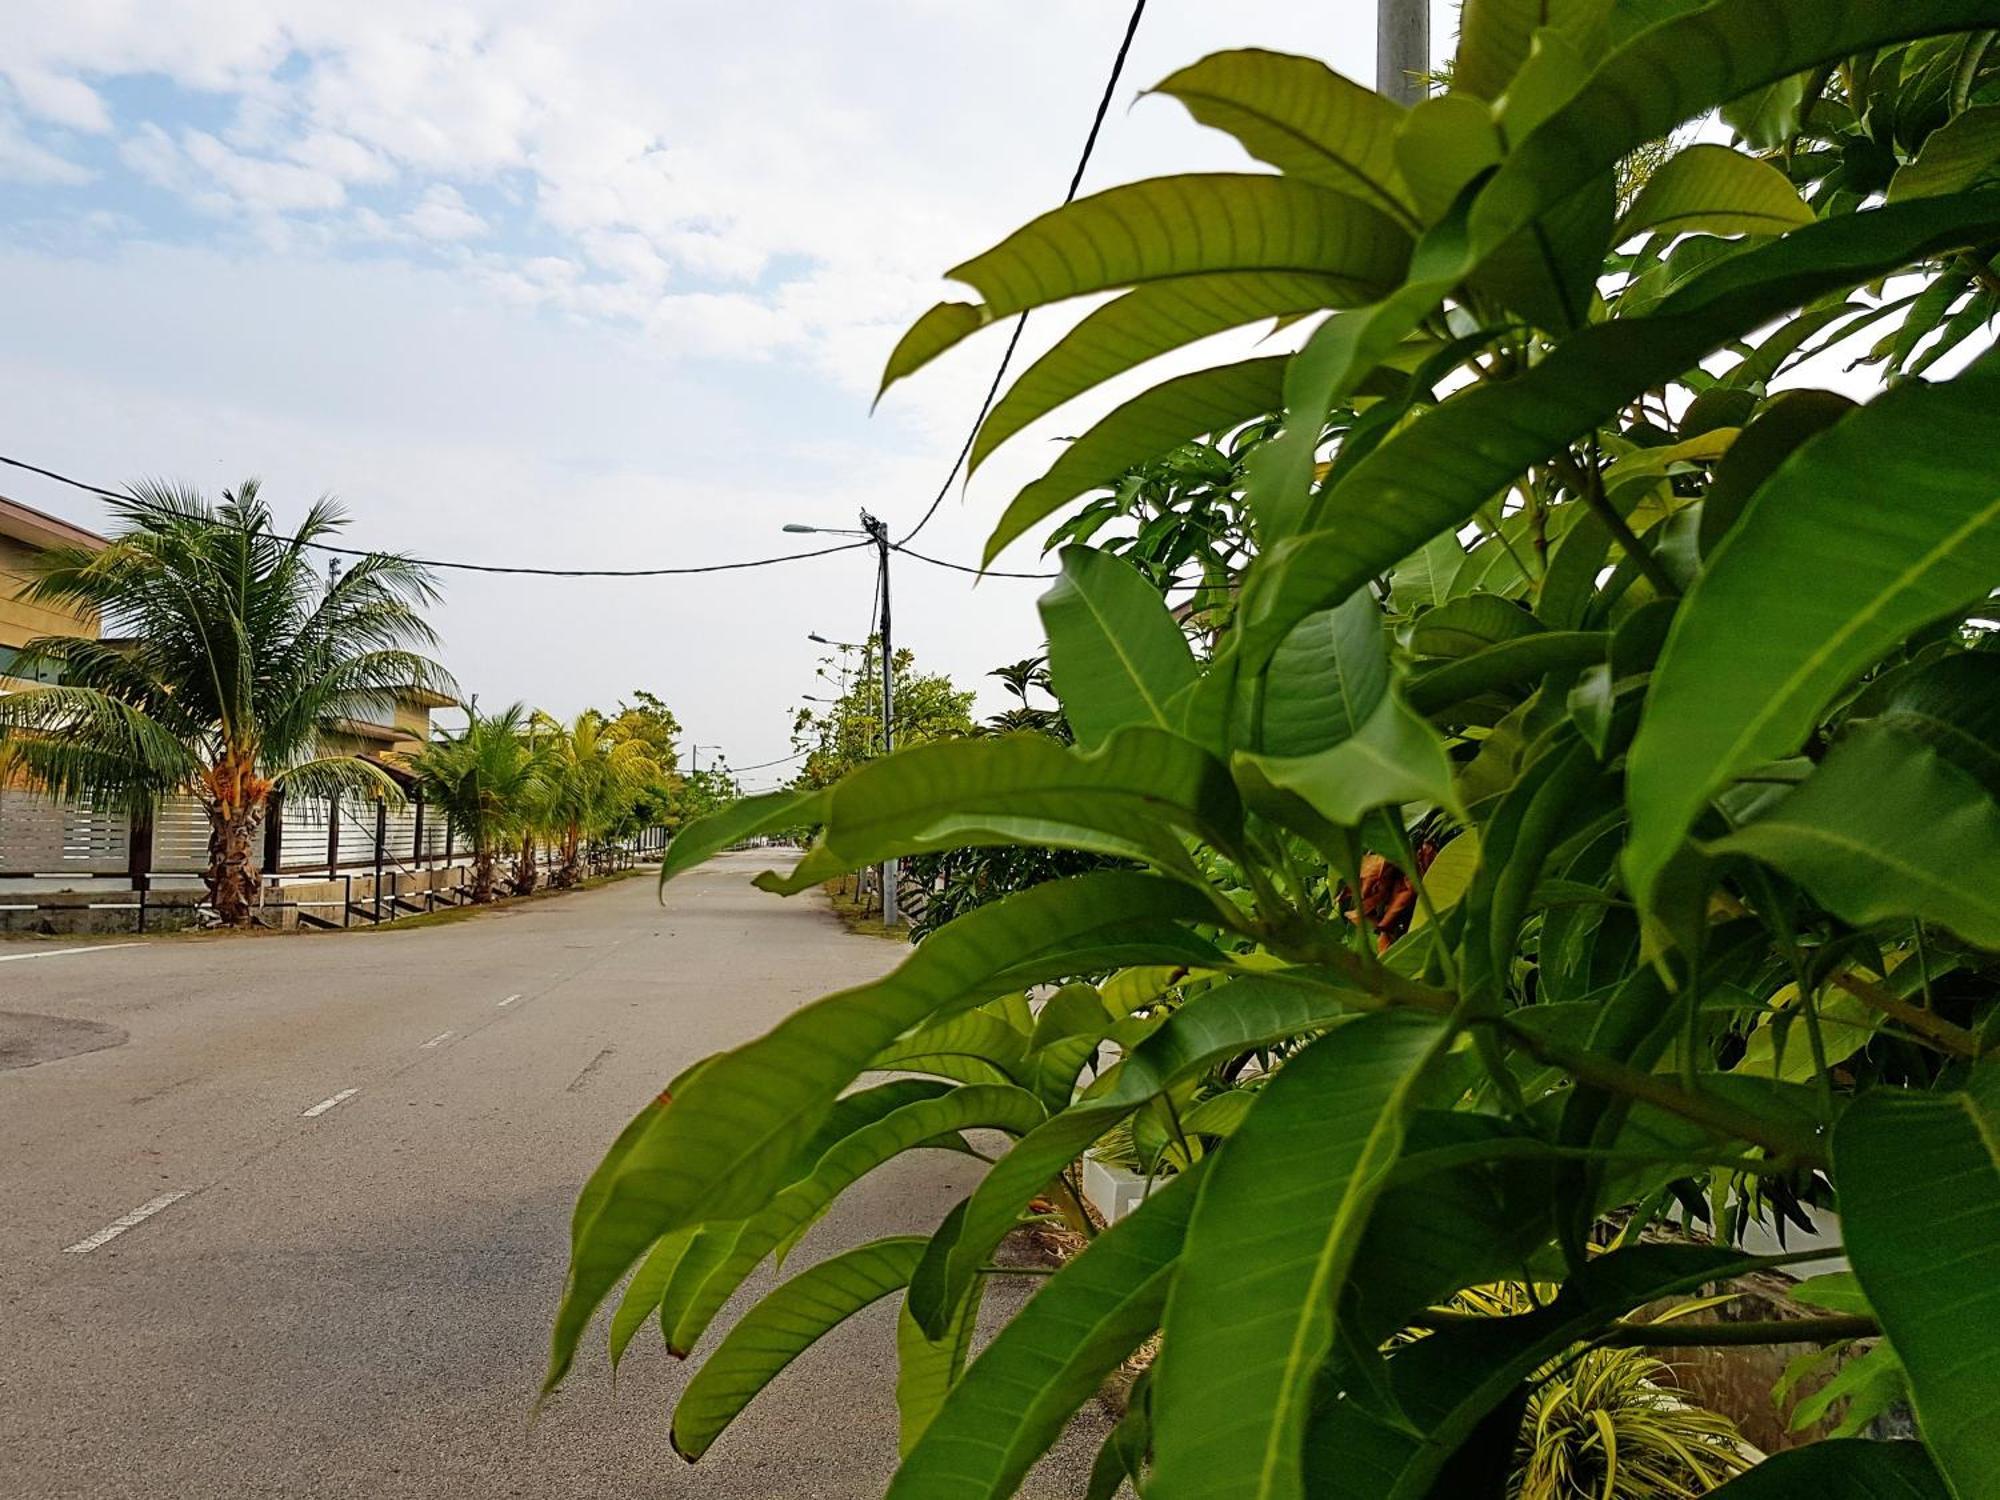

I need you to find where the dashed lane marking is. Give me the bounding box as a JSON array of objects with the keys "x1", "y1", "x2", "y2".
[
  {"x1": 0, "y1": 942, "x2": 147, "y2": 964},
  {"x1": 62, "y1": 1191, "x2": 189, "y2": 1254},
  {"x1": 497, "y1": 993, "x2": 523, "y2": 1007},
  {"x1": 301, "y1": 1087, "x2": 359, "y2": 1119},
  {"x1": 419, "y1": 1030, "x2": 454, "y2": 1048}
]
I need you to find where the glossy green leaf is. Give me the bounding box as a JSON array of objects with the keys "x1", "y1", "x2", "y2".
[
  {"x1": 607, "y1": 1225, "x2": 696, "y2": 1371},
  {"x1": 1709, "y1": 725, "x2": 2000, "y2": 948},
  {"x1": 985, "y1": 356, "x2": 1286, "y2": 565},
  {"x1": 671, "y1": 1236, "x2": 926, "y2": 1460},
  {"x1": 1616, "y1": 142, "x2": 1815, "y2": 239},
  {"x1": 1454, "y1": 0, "x2": 1612, "y2": 103},
  {"x1": 1858, "y1": 651, "x2": 2000, "y2": 797},
  {"x1": 1152, "y1": 50, "x2": 1415, "y2": 222},
  {"x1": 1406, "y1": 632, "x2": 1609, "y2": 721},
  {"x1": 883, "y1": 175, "x2": 1412, "y2": 395},
  {"x1": 896, "y1": 1281, "x2": 985, "y2": 1457},
  {"x1": 887, "y1": 1166, "x2": 1206, "y2": 1500},
  {"x1": 871, "y1": 1012, "x2": 1029, "y2": 1083},
  {"x1": 1236, "y1": 689, "x2": 1459, "y2": 828},
  {"x1": 1626, "y1": 347, "x2": 2000, "y2": 908},
  {"x1": 1237, "y1": 194, "x2": 2000, "y2": 671},
  {"x1": 1408, "y1": 594, "x2": 1543, "y2": 658},
  {"x1": 1472, "y1": 0, "x2": 2000, "y2": 260},
  {"x1": 911, "y1": 975, "x2": 1364, "y2": 1337},
  {"x1": 666, "y1": 1085, "x2": 1046, "y2": 1356},
  {"x1": 1321, "y1": 1244, "x2": 1798, "y2": 1499},
  {"x1": 764, "y1": 728, "x2": 1243, "y2": 894},
  {"x1": 1698, "y1": 389, "x2": 1856, "y2": 556},
  {"x1": 547, "y1": 870, "x2": 1220, "y2": 1392},
  {"x1": 1890, "y1": 103, "x2": 2000, "y2": 201},
  {"x1": 661, "y1": 786, "x2": 825, "y2": 884},
  {"x1": 1040, "y1": 547, "x2": 1199, "y2": 750},
  {"x1": 1393, "y1": 95, "x2": 1501, "y2": 225},
  {"x1": 1148, "y1": 1013, "x2": 1446, "y2": 1500},
  {"x1": 1256, "y1": 588, "x2": 1389, "y2": 757},
  {"x1": 1836, "y1": 1068, "x2": 2000, "y2": 1500},
  {"x1": 1704, "y1": 1441, "x2": 1950, "y2": 1498},
  {"x1": 972, "y1": 274, "x2": 1356, "y2": 472}
]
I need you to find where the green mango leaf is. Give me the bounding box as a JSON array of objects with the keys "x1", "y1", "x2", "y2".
[
  {"x1": 872, "y1": 1011, "x2": 1029, "y2": 1084},
  {"x1": 1257, "y1": 589, "x2": 1390, "y2": 757},
  {"x1": 1148, "y1": 1013, "x2": 1446, "y2": 1500},
  {"x1": 910, "y1": 975, "x2": 1365, "y2": 1338},
  {"x1": 661, "y1": 786, "x2": 826, "y2": 884},
  {"x1": 1704, "y1": 1441, "x2": 1950, "y2": 1498},
  {"x1": 972, "y1": 273, "x2": 1358, "y2": 473},
  {"x1": 1394, "y1": 94, "x2": 1501, "y2": 224},
  {"x1": 1617, "y1": 141, "x2": 1816, "y2": 239},
  {"x1": 1853, "y1": 651, "x2": 2000, "y2": 798},
  {"x1": 1040, "y1": 547, "x2": 1200, "y2": 751},
  {"x1": 546, "y1": 870, "x2": 1220, "y2": 1393},
  {"x1": 1151, "y1": 50, "x2": 1417, "y2": 224},
  {"x1": 1890, "y1": 103, "x2": 2000, "y2": 201},
  {"x1": 1708, "y1": 725, "x2": 2000, "y2": 948},
  {"x1": 1237, "y1": 193, "x2": 2000, "y2": 673},
  {"x1": 664, "y1": 1085, "x2": 1046, "y2": 1356},
  {"x1": 1473, "y1": 0, "x2": 2000, "y2": 260},
  {"x1": 896, "y1": 1281, "x2": 985, "y2": 1457},
  {"x1": 882, "y1": 175, "x2": 1412, "y2": 396},
  {"x1": 607, "y1": 1225, "x2": 696, "y2": 1370},
  {"x1": 985, "y1": 356, "x2": 1287, "y2": 565},
  {"x1": 670, "y1": 1236, "x2": 927, "y2": 1460},
  {"x1": 1236, "y1": 688, "x2": 1460, "y2": 828},
  {"x1": 1408, "y1": 594, "x2": 1544, "y2": 658},
  {"x1": 1834, "y1": 1070, "x2": 2000, "y2": 1498},
  {"x1": 1321, "y1": 1243, "x2": 1805, "y2": 1499},
  {"x1": 1454, "y1": 0, "x2": 1612, "y2": 103},
  {"x1": 763, "y1": 727, "x2": 1242, "y2": 894},
  {"x1": 1698, "y1": 389, "x2": 1856, "y2": 556},
  {"x1": 1626, "y1": 348, "x2": 2000, "y2": 910},
  {"x1": 887, "y1": 1165, "x2": 1207, "y2": 1500},
  {"x1": 1704, "y1": 1448, "x2": 1936, "y2": 1500}
]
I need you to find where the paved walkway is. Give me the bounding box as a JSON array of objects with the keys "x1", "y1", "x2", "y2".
[{"x1": 0, "y1": 853, "x2": 1105, "y2": 1497}]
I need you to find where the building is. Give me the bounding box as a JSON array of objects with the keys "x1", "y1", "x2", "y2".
[
  {"x1": 0, "y1": 494, "x2": 105, "y2": 687},
  {"x1": 1, "y1": 492, "x2": 459, "y2": 922}
]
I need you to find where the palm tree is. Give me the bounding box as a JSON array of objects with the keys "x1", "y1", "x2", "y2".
[
  {"x1": 0, "y1": 481, "x2": 452, "y2": 926},
  {"x1": 409, "y1": 704, "x2": 545, "y2": 903},
  {"x1": 541, "y1": 709, "x2": 660, "y2": 887}
]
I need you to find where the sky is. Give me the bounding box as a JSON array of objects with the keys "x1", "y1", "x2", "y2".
[{"x1": 0, "y1": 1, "x2": 1470, "y2": 776}]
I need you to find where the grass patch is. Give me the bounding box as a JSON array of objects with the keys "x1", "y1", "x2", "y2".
[{"x1": 823, "y1": 880, "x2": 907, "y2": 943}]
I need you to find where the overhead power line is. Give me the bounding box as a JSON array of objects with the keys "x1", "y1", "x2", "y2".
[
  {"x1": 891, "y1": 542, "x2": 1053, "y2": 580},
  {"x1": 894, "y1": 0, "x2": 1149, "y2": 549},
  {"x1": 0, "y1": 451, "x2": 1037, "y2": 581}
]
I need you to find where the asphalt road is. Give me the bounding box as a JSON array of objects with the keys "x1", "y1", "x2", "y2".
[{"x1": 0, "y1": 853, "x2": 1107, "y2": 1498}]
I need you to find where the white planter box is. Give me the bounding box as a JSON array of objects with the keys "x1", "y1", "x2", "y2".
[{"x1": 1081, "y1": 1156, "x2": 1154, "y2": 1223}]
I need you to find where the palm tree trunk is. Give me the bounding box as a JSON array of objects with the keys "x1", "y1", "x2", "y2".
[
  {"x1": 512, "y1": 832, "x2": 539, "y2": 896},
  {"x1": 204, "y1": 754, "x2": 268, "y2": 927},
  {"x1": 556, "y1": 825, "x2": 583, "y2": 888},
  {"x1": 472, "y1": 844, "x2": 497, "y2": 903}
]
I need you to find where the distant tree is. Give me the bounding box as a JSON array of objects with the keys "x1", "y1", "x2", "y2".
[
  {"x1": 789, "y1": 636, "x2": 974, "y2": 792},
  {"x1": 0, "y1": 482, "x2": 451, "y2": 926},
  {"x1": 409, "y1": 703, "x2": 542, "y2": 904}
]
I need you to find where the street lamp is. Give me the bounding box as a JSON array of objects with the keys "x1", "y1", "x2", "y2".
[{"x1": 783, "y1": 511, "x2": 899, "y2": 927}]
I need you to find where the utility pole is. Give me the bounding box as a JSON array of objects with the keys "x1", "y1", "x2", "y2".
[
  {"x1": 1377, "y1": 0, "x2": 1430, "y2": 105},
  {"x1": 861, "y1": 509, "x2": 898, "y2": 927}
]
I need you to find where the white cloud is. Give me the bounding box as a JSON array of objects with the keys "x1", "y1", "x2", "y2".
[
  {"x1": 404, "y1": 183, "x2": 487, "y2": 240},
  {"x1": 0, "y1": 111, "x2": 92, "y2": 184},
  {"x1": 5, "y1": 67, "x2": 111, "y2": 133}
]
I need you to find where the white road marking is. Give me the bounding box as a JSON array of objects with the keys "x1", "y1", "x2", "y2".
[
  {"x1": 62, "y1": 1191, "x2": 189, "y2": 1254},
  {"x1": 497, "y1": 993, "x2": 523, "y2": 1007},
  {"x1": 0, "y1": 942, "x2": 146, "y2": 964},
  {"x1": 301, "y1": 1087, "x2": 359, "y2": 1118},
  {"x1": 419, "y1": 1030, "x2": 454, "y2": 1048}
]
